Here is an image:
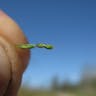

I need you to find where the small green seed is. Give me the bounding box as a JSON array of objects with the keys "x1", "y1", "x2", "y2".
[
  {"x1": 17, "y1": 44, "x2": 35, "y2": 49},
  {"x1": 36, "y1": 43, "x2": 45, "y2": 48},
  {"x1": 44, "y1": 45, "x2": 53, "y2": 49},
  {"x1": 17, "y1": 43, "x2": 53, "y2": 50}
]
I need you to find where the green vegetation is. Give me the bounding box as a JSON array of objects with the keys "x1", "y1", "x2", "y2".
[
  {"x1": 17, "y1": 43, "x2": 53, "y2": 49},
  {"x1": 18, "y1": 64, "x2": 96, "y2": 96},
  {"x1": 18, "y1": 87, "x2": 96, "y2": 96},
  {"x1": 19, "y1": 87, "x2": 56, "y2": 96}
]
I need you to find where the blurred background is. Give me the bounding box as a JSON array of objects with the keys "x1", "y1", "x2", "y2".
[{"x1": 0, "y1": 0, "x2": 96, "y2": 96}]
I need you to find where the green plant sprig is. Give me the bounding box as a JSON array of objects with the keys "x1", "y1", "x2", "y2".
[{"x1": 17, "y1": 43, "x2": 53, "y2": 49}]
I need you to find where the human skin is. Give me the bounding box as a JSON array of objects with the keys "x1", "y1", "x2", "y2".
[{"x1": 0, "y1": 10, "x2": 30, "y2": 96}]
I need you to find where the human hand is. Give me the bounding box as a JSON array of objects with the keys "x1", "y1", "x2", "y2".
[{"x1": 0, "y1": 10, "x2": 30, "y2": 96}]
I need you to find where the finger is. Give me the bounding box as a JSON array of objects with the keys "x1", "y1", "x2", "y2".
[
  {"x1": 0, "y1": 10, "x2": 30, "y2": 96},
  {"x1": 0, "y1": 10, "x2": 30, "y2": 68},
  {"x1": 0, "y1": 45, "x2": 11, "y2": 96}
]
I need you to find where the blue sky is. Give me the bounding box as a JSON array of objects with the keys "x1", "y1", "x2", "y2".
[{"x1": 0, "y1": 0, "x2": 96, "y2": 87}]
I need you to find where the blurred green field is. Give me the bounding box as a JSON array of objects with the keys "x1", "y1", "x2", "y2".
[
  {"x1": 18, "y1": 87, "x2": 96, "y2": 96},
  {"x1": 19, "y1": 87, "x2": 56, "y2": 96}
]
